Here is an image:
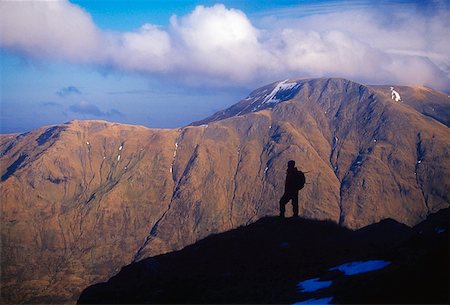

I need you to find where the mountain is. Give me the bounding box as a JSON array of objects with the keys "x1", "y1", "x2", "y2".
[
  {"x1": 78, "y1": 208, "x2": 449, "y2": 304},
  {"x1": 1, "y1": 78, "x2": 449, "y2": 303}
]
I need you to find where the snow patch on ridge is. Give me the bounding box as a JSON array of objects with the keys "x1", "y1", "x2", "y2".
[
  {"x1": 297, "y1": 278, "x2": 332, "y2": 293},
  {"x1": 390, "y1": 87, "x2": 402, "y2": 102},
  {"x1": 237, "y1": 79, "x2": 301, "y2": 115},
  {"x1": 170, "y1": 140, "x2": 180, "y2": 174},
  {"x1": 329, "y1": 260, "x2": 391, "y2": 275},
  {"x1": 261, "y1": 79, "x2": 300, "y2": 105}
]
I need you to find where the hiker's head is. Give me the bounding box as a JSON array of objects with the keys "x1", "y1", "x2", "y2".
[{"x1": 287, "y1": 160, "x2": 295, "y2": 169}]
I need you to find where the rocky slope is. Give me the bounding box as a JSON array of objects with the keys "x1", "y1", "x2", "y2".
[
  {"x1": 78, "y1": 209, "x2": 449, "y2": 304},
  {"x1": 1, "y1": 78, "x2": 449, "y2": 303}
]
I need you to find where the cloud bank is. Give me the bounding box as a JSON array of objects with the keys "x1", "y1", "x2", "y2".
[{"x1": 1, "y1": 1, "x2": 449, "y2": 90}]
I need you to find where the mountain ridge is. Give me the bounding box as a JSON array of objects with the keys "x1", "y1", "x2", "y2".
[
  {"x1": 78, "y1": 208, "x2": 449, "y2": 304},
  {"x1": 1, "y1": 77, "x2": 449, "y2": 303},
  {"x1": 192, "y1": 78, "x2": 450, "y2": 127}
]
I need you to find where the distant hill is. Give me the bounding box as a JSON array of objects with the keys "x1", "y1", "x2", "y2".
[
  {"x1": 1, "y1": 78, "x2": 449, "y2": 303},
  {"x1": 78, "y1": 209, "x2": 449, "y2": 304}
]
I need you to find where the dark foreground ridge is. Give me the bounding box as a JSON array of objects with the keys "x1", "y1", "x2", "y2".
[{"x1": 78, "y1": 209, "x2": 449, "y2": 304}]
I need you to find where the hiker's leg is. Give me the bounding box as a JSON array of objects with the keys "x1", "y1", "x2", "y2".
[
  {"x1": 279, "y1": 194, "x2": 289, "y2": 217},
  {"x1": 292, "y1": 193, "x2": 299, "y2": 217}
]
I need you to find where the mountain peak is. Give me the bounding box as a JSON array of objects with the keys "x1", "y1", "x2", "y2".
[
  {"x1": 193, "y1": 77, "x2": 450, "y2": 128},
  {"x1": 191, "y1": 78, "x2": 367, "y2": 125}
]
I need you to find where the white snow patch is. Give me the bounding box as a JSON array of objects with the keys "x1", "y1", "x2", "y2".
[
  {"x1": 261, "y1": 80, "x2": 299, "y2": 105},
  {"x1": 297, "y1": 278, "x2": 332, "y2": 293},
  {"x1": 373, "y1": 139, "x2": 377, "y2": 142},
  {"x1": 293, "y1": 297, "x2": 333, "y2": 304},
  {"x1": 417, "y1": 160, "x2": 422, "y2": 164},
  {"x1": 390, "y1": 87, "x2": 402, "y2": 102},
  {"x1": 117, "y1": 155, "x2": 121, "y2": 161},
  {"x1": 264, "y1": 167, "x2": 269, "y2": 174},
  {"x1": 269, "y1": 125, "x2": 272, "y2": 129},
  {"x1": 170, "y1": 140, "x2": 180, "y2": 174},
  {"x1": 329, "y1": 260, "x2": 391, "y2": 275},
  {"x1": 103, "y1": 156, "x2": 106, "y2": 159},
  {"x1": 86, "y1": 141, "x2": 90, "y2": 145},
  {"x1": 119, "y1": 145, "x2": 123, "y2": 151}
]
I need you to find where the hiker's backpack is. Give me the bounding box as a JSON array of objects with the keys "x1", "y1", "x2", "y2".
[{"x1": 296, "y1": 170, "x2": 306, "y2": 190}]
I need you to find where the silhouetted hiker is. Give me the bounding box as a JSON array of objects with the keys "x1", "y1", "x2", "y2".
[{"x1": 279, "y1": 160, "x2": 305, "y2": 218}]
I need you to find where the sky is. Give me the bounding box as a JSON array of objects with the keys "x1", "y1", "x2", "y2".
[{"x1": 1, "y1": 0, "x2": 449, "y2": 133}]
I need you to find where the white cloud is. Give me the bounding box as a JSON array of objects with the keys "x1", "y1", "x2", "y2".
[
  {"x1": 0, "y1": 1, "x2": 103, "y2": 63},
  {"x1": 169, "y1": 4, "x2": 270, "y2": 82},
  {"x1": 272, "y1": 6, "x2": 450, "y2": 88},
  {"x1": 1, "y1": 1, "x2": 449, "y2": 90},
  {"x1": 108, "y1": 24, "x2": 172, "y2": 72}
]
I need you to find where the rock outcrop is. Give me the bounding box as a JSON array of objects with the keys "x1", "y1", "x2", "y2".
[{"x1": 1, "y1": 78, "x2": 449, "y2": 303}]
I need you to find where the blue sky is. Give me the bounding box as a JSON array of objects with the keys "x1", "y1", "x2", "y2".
[{"x1": 1, "y1": 0, "x2": 449, "y2": 133}]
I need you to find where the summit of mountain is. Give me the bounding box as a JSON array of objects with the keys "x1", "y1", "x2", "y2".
[
  {"x1": 1, "y1": 77, "x2": 449, "y2": 303},
  {"x1": 192, "y1": 78, "x2": 450, "y2": 127}
]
